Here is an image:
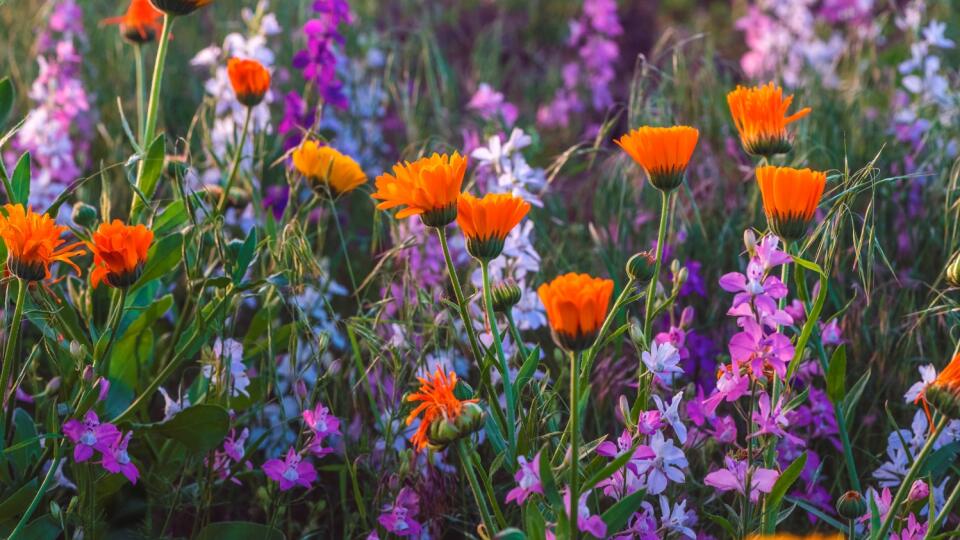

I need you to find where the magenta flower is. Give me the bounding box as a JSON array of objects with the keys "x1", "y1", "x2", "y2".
[
  {"x1": 506, "y1": 452, "x2": 544, "y2": 505},
  {"x1": 819, "y1": 319, "x2": 844, "y2": 346},
  {"x1": 636, "y1": 410, "x2": 664, "y2": 436},
  {"x1": 62, "y1": 411, "x2": 120, "y2": 463},
  {"x1": 377, "y1": 487, "x2": 422, "y2": 537},
  {"x1": 99, "y1": 431, "x2": 139, "y2": 484},
  {"x1": 303, "y1": 401, "x2": 340, "y2": 456},
  {"x1": 634, "y1": 432, "x2": 687, "y2": 495},
  {"x1": 702, "y1": 368, "x2": 750, "y2": 416},
  {"x1": 223, "y1": 428, "x2": 250, "y2": 462},
  {"x1": 750, "y1": 392, "x2": 801, "y2": 444},
  {"x1": 890, "y1": 513, "x2": 927, "y2": 540},
  {"x1": 553, "y1": 489, "x2": 607, "y2": 539},
  {"x1": 728, "y1": 318, "x2": 793, "y2": 379},
  {"x1": 596, "y1": 430, "x2": 655, "y2": 499},
  {"x1": 704, "y1": 457, "x2": 779, "y2": 502},
  {"x1": 263, "y1": 448, "x2": 317, "y2": 491}
]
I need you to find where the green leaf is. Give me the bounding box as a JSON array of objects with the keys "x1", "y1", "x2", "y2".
[
  {"x1": 763, "y1": 452, "x2": 807, "y2": 534},
  {"x1": 143, "y1": 404, "x2": 229, "y2": 455},
  {"x1": 601, "y1": 488, "x2": 647, "y2": 532},
  {"x1": 494, "y1": 528, "x2": 526, "y2": 540},
  {"x1": 704, "y1": 512, "x2": 737, "y2": 539},
  {"x1": 0, "y1": 480, "x2": 38, "y2": 523},
  {"x1": 109, "y1": 294, "x2": 173, "y2": 389},
  {"x1": 0, "y1": 77, "x2": 13, "y2": 129},
  {"x1": 921, "y1": 441, "x2": 960, "y2": 479},
  {"x1": 231, "y1": 228, "x2": 258, "y2": 283},
  {"x1": 538, "y1": 445, "x2": 562, "y2": 509},
  {"x1": 131, "y1": 232, "x2": 183, "y2": 292},
  {"x1": 139, "y1": 135, "x2": 166, "y2": 201},
  {"x1": 9, "y1": 409, "x2": 40, "y2": 477},
  {"x1": 826, "y1": 345, "x2": 847, "y2": 403},
  {"x1": 843, "y1": 369, "x2": 872, "y2": 427},
  {"x1": 152, "y1": 199, "x2": 188, "y2": 236},
  {"x1": 11, "y1": 153, "x2": 30, "y2": 206},
  {"x1": 195, "y1": 522, "x2": 285, "y2": 540},
  {"x1": 786, "y1": 256, "x2": 828, "y2": 380},
  {"x1": 514, "y1": 346, "x2": 540, "y2": 394}
]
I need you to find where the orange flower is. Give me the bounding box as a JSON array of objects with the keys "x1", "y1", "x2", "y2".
[
  {"x1": 406, "y1": 369, "x2": 481, "y2": 452},
  {"x1": 149, "y1": 0, "x2": 213, "y2": 16},
  {"x1": 728, "y1": 82, "x2": 811, "y2": 157},
  {"x1": 926, "y1": 354, "x2": 960, "y2": 420},
  {"x1": 615, "y1": 126, "x2": 699, "y2": 192},
  {"x1": 103, "y1": 0, "x2": 164, "y2": 44},
  {"x1": 755, "y1": 165, "x2": 826, "y2": 241},
  {"x1": 228, "y1": 58, "x2": 271, "y2": 108},
  {"x1": 746, "y1": 535, "x2": 842, "y2": 540},
  {"x1": 0, "y1": 204, "x2": 85, "y2": 282},
  {"x1": 456, "y1": 193, "x2": 531, "y2": 260},
  {"x1": 538, "y1": 273, "x2": 614, "y2": 351},
  {"x1": 292, "y1": 140, "x2": 366, "y2": 196},
  {"x1": 87, "y1": 220, "x2": 154, "y2": 289},
  {"x1": 372, "y1": 153, "x2": 467, "y2": 227}
]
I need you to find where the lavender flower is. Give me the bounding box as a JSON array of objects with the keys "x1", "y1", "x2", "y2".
[{"x1": 376, "y1": 487, "x2": 422, "y2": 537}]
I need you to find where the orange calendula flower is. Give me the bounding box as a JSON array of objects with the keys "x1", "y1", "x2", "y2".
[
  {"x1": 292, "y1": 140, "x2": 367, "y2": 196},
  {"x1": 228, "y1": 58, "x2": 271, "y2": 108},
  {"x1": 727, "y1": 82, "x2": 811, "y2": 157},
  {"x1": 372, "y1": 153, "x2": 468, "y2": 227},
  {"x1": 149, "y1": 0, "x2": 213, "y2": 16},
  {"x1": 615, "y1": 126, "x2": 699, "y2": 192},
  {"x1": 406, "y1": 369, "x2": 483, "y2": 452},
  {"x1": 103, "y1": 0, "x2": 164, "y2": 44},
  {"x1": 456, "y1": 193, "x2": 531, "y2": 261},
  {"x1": 538, "y1": 273, "x2": 614, "y2": 352},
  {"x1": 0, "y1": 204, "x2": 85, "y2": 282},
  {"x1": 755, "y1": 165, "x2": 826, "y2": 241},
  {"x1": 926, "y1": 353, "x2": 960, "y2": 420},
  {"x1": 87, "y1": 220, "x2": 154, "y2": 289},
  {"x1": 746, "y1": 535, "x2": 842, "y2": 540}
]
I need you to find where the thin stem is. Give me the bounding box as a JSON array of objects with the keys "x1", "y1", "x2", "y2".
[
  {"x1": 328, "y1": 195, "x2": 360, "y2": 310},
  {"x1": 643, "y1": 190, "x2": 670, "y2": 341},
  {"x1": 216, "y1": 106, "x2": 253, "y2": 215},
  {"x1": 924, "y1": 472, "x2": 960, "y2": 538},
  {"x1": 436, "y1": 227, "x2": 483, "y2": 363},
  {"x1": 0, "y1": 279, "x2": 28, "y2": 436},
  {"x1": 457, "y1": 440, "x2": 497, "y2": 535},
  {"x1": 582, "y1": 277, "x2": 635, "y2": 382},
  {"x1": 134, "y1": 45, "x2": 145, "y2": 142},
  {"x1": 481, "y1": 260, "x2": 516, "y2": 457},
  {"x1": 569, "y1": 349, "x2": 581, "y2": 540},
  {"x1": 504, "y1": 310, "x2": 528, "y2": 359},
  {"x1": 9, "y1": 445, "x2": 61, "y2": 539}
]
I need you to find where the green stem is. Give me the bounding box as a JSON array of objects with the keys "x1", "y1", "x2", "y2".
[
  {"x1": 481, "y1": 260, "x2": 516, "y2": 457},
  {"x1": 924, "y1": 472, "x2": 960, "y2": 539},
  {"x1": 216, "y1": 106, "x2": 253, "y2": 215},
  {"x1": 9, "y1": 445, "x2": 60, "y2": 539},
  {"x1": 457, "y1": 440, "x2": 497, "y2": 535},
  {"x1": 582, "y1": 277, "x2": 635, "y2": 382},
  {"x1": 504, "y1": 310, "x2": 528, "y2": 359},
  {"x1": 0, "y1": 280, "x2": 27, "y2": 436},
  {"x1": 134, "y1": 45, "x2": 146, "y2": 142},
  {"x1": 569, "y1": 349, "x2": 581, "y2": 540},
  {"x1": 643, "y1": 191, "x2": 670, "y2": 341},
  {"x1": 328, "y1": 195, "x2": 360, "y2": 310},
  {"x1": 875, "y1": 416, "x2": 950, "y2": 540},
  {"x1": 436, "y1": 227, "x2": 483, "y2": 364}
]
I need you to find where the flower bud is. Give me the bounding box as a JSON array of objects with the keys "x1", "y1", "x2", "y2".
[
  {"x1": 491, "y1": 280, "x2": 522, "y2": 313},
  {"x1": 425, "y1": 402, "x2": 485, "y2": 450},
  {"x1": 835, "y1": 490, "x2": 867, "y2": 519},
  {"x1": 676, "y1": 267, "x2": 689, "y2": 288},
  {"x1": 626, "y1": 251, "x2": 656, "y2": 283},
  {"x1": 947, "y1": 251, "x2": 960, "y2": 288},
  {"x1": 744, "y1": 229, "x2": 758, "y2": 256},
  {"x1": 907, "y1": 479, "x2": 929, "y2": 502},
  {"x1": 70, "y1": 341, "x2": 85, "y2": 362},
  {"x1": 71, "y1": 202, "x2": 98, "y2": 229},
  {"x1": 44, "y1": 376, "x2": 62, "y2": 396},
  {"x1": 82, "y1": 365, "x2": 95, "y2": 382}
]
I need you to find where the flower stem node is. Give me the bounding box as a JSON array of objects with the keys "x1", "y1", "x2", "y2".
[
  {"x1": 626, "y1": 251, "x2": 656, "y2": 283},
  {"x1": 835, "y1": 490, "x2": 867, "y2": 519},
  {"x1": 491, "y1": 280, "x2": 522, "y2": 313}
]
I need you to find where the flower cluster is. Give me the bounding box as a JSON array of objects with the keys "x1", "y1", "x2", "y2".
[{"x1": 63, "y1": 411, "x2": 139, "y2": 484}]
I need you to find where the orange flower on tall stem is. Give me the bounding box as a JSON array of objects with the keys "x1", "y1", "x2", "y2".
[
  {"x1": 372, "y1": 153, "x2": 467, "y2": 227},
  {"x1": 615, "y1": 126, "x2": 699, "y2": 192},
  {"x1": 292, "y1": 140, "x2": 367, "y2": 196},
  {"x1": 103, "y1": 0, "x2": 164, "y2": 44},
  {"x1": 538, "y1": 273, "x2": 614, "y2": 352},
  {"x1": 925, "y1": 353, "x2": 960, "y2": 420},
  {"x1": 755, "y1": 165, "x2": 826, "y2": 241},
  {"x1": 87, "y1": 220, "x2": 154, "y2": 289},
  {"x1": 727, "y1": 82, "x2": 811, "y2": 157},
  {"x1": 228, "y1": 58, "x2": 271, "y2": 108},
  {"x1": 0, "y1": 204, "x2": 84, "y2": 282},
  {"x1": 406, "y1": 369, "x2": 482, "y2": 452},
  {"x1": 456, "y1": 193, "x2": 530, "y2": 261}
]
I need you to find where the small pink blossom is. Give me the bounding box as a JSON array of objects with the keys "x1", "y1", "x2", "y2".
[{"x1": 263, "y1": 448, "x2": 317, "y2": 491}]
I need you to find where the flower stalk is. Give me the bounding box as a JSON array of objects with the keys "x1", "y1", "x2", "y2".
[
  {"x1": 436, "y1": 227, "x2": 484, "y2": 364},
  {"x1": 643, "y1": 190, "x2": 670, "y2": 341},
  {"x1": 216, "y1": 106, "x2": 253, "y2": 215},
  {"x1": 481, "y1": 260, "x2": 517, "y2": 457},
  {"x1": 0, "y1": 279, "x2": 28, "y2": 435}
]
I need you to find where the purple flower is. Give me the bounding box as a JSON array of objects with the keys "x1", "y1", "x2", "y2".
[
  {"x1": 551, "y1": 489, "x2": 607, "y2": 539},
  {"x1": 506, "y1": 452, "x2": 544, "y2": 505},
  {"x1": 890, "y1": 513, "x2": 927, "y2": 540},
  {"x1": 634, "y1": 432, "x2": 687, "y2": 495},
  {"x1": 303, "y1": 401, "x2": 341, "y2": 456},
  {"x1": 652, "y1": 392, "x2": 687, "y2": 444},
  {"x1": 377, "y1": 487, "x2": 422, "y2": 537},
  {"x1": 704, "y1": 457, "x2": 779, "y2": 502},
  {"x1": 702, "y1": 368, "x2": 750, "y2": 416},
  {"x1": 905, "y1": 364, "x2": 937, "y2": 403},
  {"x1": 263, "y1": 447, "x2": 317, "y2": 491},
  {"x1": 750, "y1": 392, "x2": 801, "y2": 444},
  {"x1": 728, "y1": 318, "x2": 793, "y2": 379},
  {"x1": 99, "y1": 431, "x2": 139, "y2": 484},
  {"x1": 819, "y1": 319, "x2": 844, "y2": 346},
  {"x1": 467, "y1": 83, "x2": 518, "y2": 126},
  {"x1": 642, "y1": 341, "x2": 684, "y2": 384},
  {"x1": 62, "y1": 411, "x2": 120, "y2": 463}
]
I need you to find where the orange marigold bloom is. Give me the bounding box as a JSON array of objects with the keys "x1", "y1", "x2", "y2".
[
  {"x1": 457, "y1": 193, "x2": 531, "y2": 261},
  {"x1": 926, "y1": 353, "x2": 960, "y2": 420},
  {"x1": 228, "y1": 58, "x2": 271, "y2": 108},
  {"x1": 149, "y1": 0, "x2": 213, "y2": 16},
  {"x1": 746, "y1": 535, "x2": 842, "y2": 540},
  {"x1": 406, "y1": 369, "x2": 480, "y2": 452},
  {"x1": 615, "y1": 126, "x2": 699, "y2": 192},
  {"x1": 103, "y1": 0, "x2": 164, "y2": 44},
  {"x1": 292, "y1": 140, "x2": 367, "y2": 196},
  {"x1": 538, "y1": 273, "x2": 614, "y2": 352},
  {"x1": 372, "y1": 153, "x2": 467, "y2": 227},
  {"x1": 0, "y1": 204, "x2": 85, "y2": 282},
  {"x1": 728, "y1": 82, "x2": 811, "y2": 157},
  {"x1": 87, "y1": 220, "x2": 154, "y2": 289},
  {"x1": 755, "y1": 165, "x2": 826, "y2": 241}
]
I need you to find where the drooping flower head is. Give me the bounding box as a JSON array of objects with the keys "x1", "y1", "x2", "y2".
[
  {"x1": 728, "y1": 82, "x2": 812, "y2": 157},
  {"x1": 926, "y1": 353, "x2": 960, "y2": 420},
  {"x1": 0, "y1": 204, "x2": 85, "y2": 282},
  {"x1": 537, "y1": 273, "x2": 614, "y2": 351},
  {"x1": 372, "y1": 153, "x2": 468, "y2": 227},
  {"x1": 292, "y1": 140, "x2": 367, "y2": 197},
  {"x1": 615, "y1": 126, "x2": 699, "y2": 192},
  {"x1": 148, "y1": 0, "x2": 213, "y2": 16},
  {"x1": 87, "y1": 220, "x2": 154, "y2": 289},
  {"x1": 405, "y1": 368, "x2": 482, "y2": 451},
  {"x1": 227, "y1": 58, "x2": 271, "y2": 108},
  {"x1": 755, "y1": 166, "x2": 826, "y2": 241},
  {"x1": 456, "y1": 193, "x2": 531, "y2": 261},
  {"x1": 102, "y1": 0, "x2": 163, "y2": 44}
]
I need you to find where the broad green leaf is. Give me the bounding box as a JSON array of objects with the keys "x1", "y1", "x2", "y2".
[
  {"x1": 195, "y1": 522, "x2": 285, "y2": 540},
  {"x1": 763, "y1": 452, "x2": 807, "y2": 533},
  {"x1": 0, "y1": 480, "x2": 38, "y2": 523},
  {"x1": 538, "y1": 445, "x2": 563, "y2": 509},
  {"x1": 601, "y1": 488, "x2": 647, "y2": 532},
  {"x1": 231, "y1": 228, "x2": 258, "y2": 283},
  {"x1": 0, "y1": 78, "x2": 13, "y2": 129},
  {"x1": 514, "y1": 346, "x2": 541, "y2": 395},
  {"x1": 131, "y1": 232, "x2": 183, "y2": 292},
  {"x1": 921, "y1": 441, "x2": 960, "y2": 479},
  {"x1": 495, "y1": 528, "x2": 526, "y2": 540},
  {"x1": 109, "y1": 294, "x2": 173, "y2": 389},
  {"x1": 826, "y1": 345, "x2": 847, "y2": 403},
  {"x1": 139, "y1": 135, "x2": 166, "y2": 201},
  {"x1": 143, "y1": 404, "x2": 229, "y2": 455},
  {"x1": 152, "y1": 199, "x2": 188, "y2": 236},
  {"x1": 9, "y1": 409, "x2": 40, "y2": 477},
  {"x1": 11, "y1": 153, "x2": 30, "y2": 206}
]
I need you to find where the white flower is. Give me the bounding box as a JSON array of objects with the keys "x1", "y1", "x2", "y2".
[
  {"x1": 658, "y1": 496, "x2": 696, "y2": 539},
  {"x1": 635, "y1": 431, "x2": 687, "y2": 495},
  {"x1": 923, "y1": 21, "x2": 955, "y2": 49},
  {"x1": 642, "y1": 342, "x2": 683, "y2": 383},
  {"x1": 904, "y1": 364, "x2": 936, "y2": 403},
  {"x1": 470, "y1": 128, "x2": 547, "y2": 206},
  {"x1": 203, "y1": 338, "x2": 251, "y2": 398},
  {"x1": 158, "y1": 387, "x2": 191, "y2": 421},
  {"x1": 653, "y1": 392, "x2": 687, "y2": 444}
]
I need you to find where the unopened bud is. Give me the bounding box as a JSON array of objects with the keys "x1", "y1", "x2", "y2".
[
  {"x1": 82, "y1": 365, "x2": 94, "y2": 382},
  {"x1": 491, "y1": 280, "x2": 522, "y2": 313},
  {"x1": 744, "y1": 229, "x2": 758, "y2": 256},
  {"x1": 626, "y1": 251, "x2": 656, "y2": 283},
  {"x1": 71, "y1": 202, "x2": 97, "y2": 229},
  {"x1": 44, "y1": 377, "x2": 62, "y2": 396},
  {"x1": 908, "y1": 479, "x2": 929, "y2": 502},
  {"x1": 70, "y1": 341, "x2": 85, "y2": 362},
  {"x1": 835, "y1": 490, "x2": 867, "y2": 519}
]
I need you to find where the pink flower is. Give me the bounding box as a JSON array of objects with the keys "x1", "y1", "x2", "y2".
[
  {"x1": 506, "y1": 452, "x2": 544, "y2": 505},
  {"x1": 704, "y1": 457, "x2": 779, "y2": 502},
  {"x1": 303, "y1": 402, "x2": 340, "y2": 456},
  {"x1": 377, "y1": 487, "x2": 422, "y2": 537},
  {"x1": 702, "y1": 369, "x2": 750, "y2": 416},
  {"x1": 263, "y1": 448, "x2": 317, "y2": 491},
  {"x1": 549, "y1": 489, "x2": 607, "y2": 539},
  {"x1": 890, "y1": 513, "x2": 927, "y2": 540},
  {"x1": 728, "y1": 318, "x2": 793, "y2": 379},
  {"x1": 750, "y1": 392, "x2": 801, "y2": 444},
  {"x1": 62, "y1": 411, "x2": 120, "y2": 463},
  {"x1": 819, "y1": 319, "x2": 844, "y2": 346},
  {"x1": 99, "y1": 431, "x2": 139, "y2": 484}
]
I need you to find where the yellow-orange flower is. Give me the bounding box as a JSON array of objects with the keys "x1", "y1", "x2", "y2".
[
  {"x1": 0, "y1": 204, "x2": 85, "y2": 282},
  {"x1": 456, "y1": 193, "x2": 530, "y2": 261},
  {"x1": 149, "y1": 0, "x2": 213, "y2": 16},
  {"x1": 406, "y1": 369, "x2": 481, "y2": 452},
  {"x1": 755, "y1": 165, "x2": 826, "y2": 241},
  {"x1": 538, "y1": 273, "x2": 614, "y2": 351},
  {"x1": 746, "y1": 535, "x2": 842, "y2": 540},
  {"x1": 615, "y1": 126, "x2": 699, "y2": 192},
  {"x1": 728, "y1": 82, "x2": 811, "y2": 157},
  {"x1": 87, "y1": 220, "x2": 154, "y2": 289},
  {"x1": 292, "y1": 140, "x2": 367, "y2": 196},
  {"x1": 103, "y1": 0, "x2": 164, "y2": 44},
  {"x1": 372, "y1": 153, "x2": 468, "y2": 227},
  {"x1": 228, "y1": 58, "x2": 271, "y2": 108},
  {"x1": 926, "y1": 353, "x2": 960, "y2": 420}
]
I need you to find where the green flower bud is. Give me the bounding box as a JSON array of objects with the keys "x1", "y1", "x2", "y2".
[
  {"x1": 425, "y1": 402, "x2": 486, "y2": 450},
  {"x1": 491, "y1": 280, "x2": 522, "y2": 313},
  {"x1": 71, "y1": 202, "x2": 98, "y2": 229},
  {"x1": 626, "y1": 251, "x2": 656, "y2": 283},
  {"x1": 835, "y1": 490, "x2": 867, "y2": 520}
]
